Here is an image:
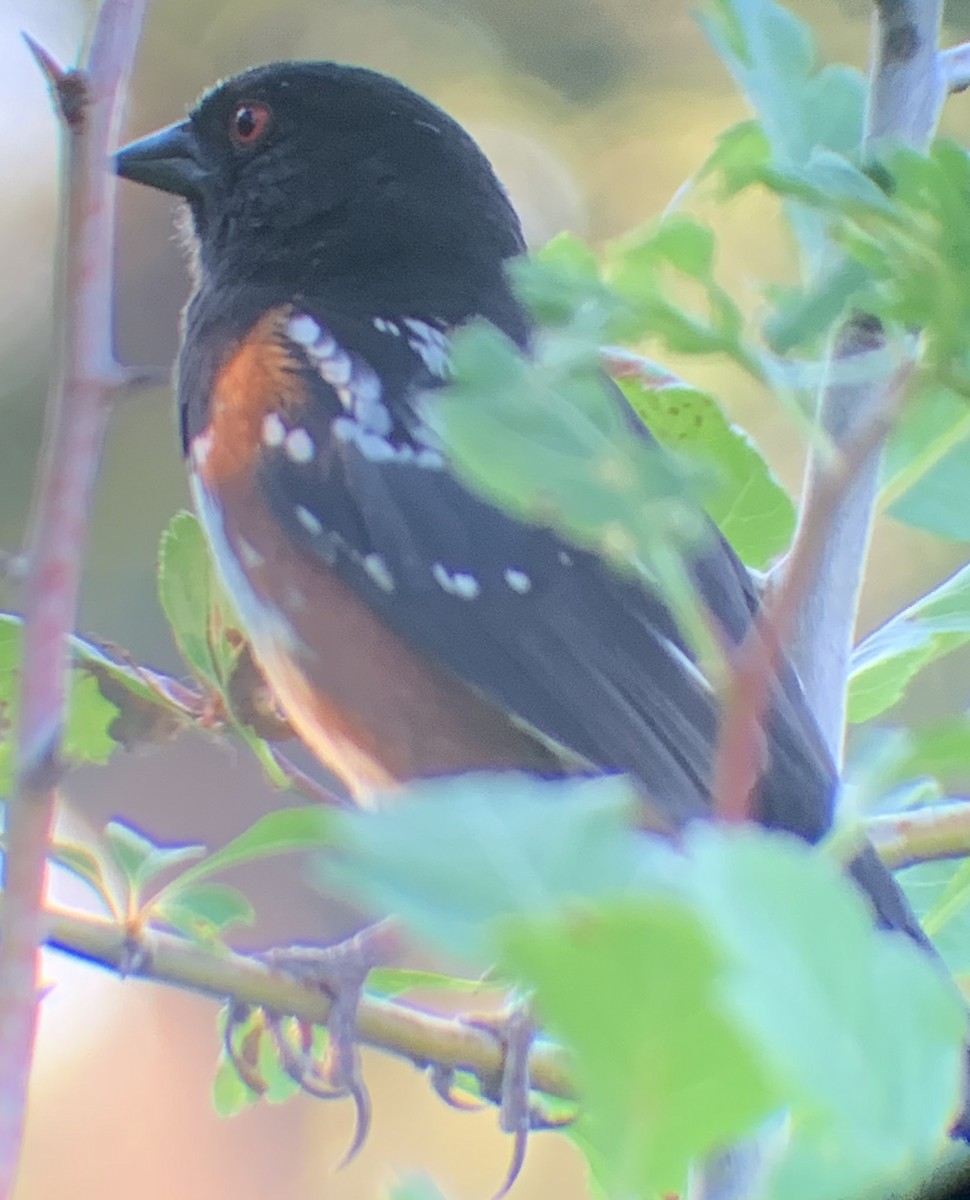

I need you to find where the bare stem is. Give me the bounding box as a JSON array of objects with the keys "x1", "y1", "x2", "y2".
[
  {"x1": 867, "y1": 800, "x2": 970, "y2": 870},
  {"x1": 0, "y1": 5, "x2": 146, "y2": 1194},
  {"x1": 712, "y1": 363, "x2": 912, "y2": 820},
  {"x1": 785, "y1": 0, "x2": 945, "y2": 763}
]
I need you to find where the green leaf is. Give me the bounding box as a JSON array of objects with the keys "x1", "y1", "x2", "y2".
[
  {"x1": 153, "y1": 881, "x2": 255, "y2": 940},
  {"x1": 0, "y1": 614, "x2": 124, "y2": 795},
  {"x1": 683, "y1": 826, "x2": 966, "y2": 1200},
  {"x1": 844, "y1": 718, "x2": 970, "y2": 816},
  {"x1": 619, "y1": 379, "x2": 795, "y2": 567},
  {"x1": 605, "y1": 218, "x2": 757, "y2": 375},
  {"x1": 329, "y1": 773, "x2": 641, "y2": 965},
  {"x1": 158, "y1": 511, "x2": 220, "y2": 688},
  {"x1": 103, "y1": 822, "x2": 162, "y2": 890},
  {"x1": 883, "y1": 387, "x2": 970, "y2": 541},
  {"x1": 103, "y1": 821, "x2": 207, "y2": 904},
  {"x1": 50, "y1": 840, "x2": 119, "y2": 916},
  {"x1": 848, "y1": 563, "x2": 970, "y2": 722},
  {"x1": 650, "y1": 215, "x2": 715, "y2": 279},
  {"x1": 698, "y1": 120, "x2": 772, "y2": 198},
  {"x1": 212, "y1": 1049, "x2": 259, "y2": 1117},
  {"x1": 500, "y1": 900, "x2": 777, "y2": 1199},
  {"x1": 902, "y1": 857, "x2": 970, "y2": 974},
  {"x1": 764, "y1": 258, "x2": 872, "y2": 354},
  {"x1": 157, "y1": 513, "x2": 291, "y2": 768},
  {"x1": 699, "y1": 0, "x2": 865, "y2": 263},
  {"x1": 153, "y1": 806, "x2": 337, "y2": 906},
  {"x1": 702, "y1": 0, "x2": 816, "y2": 163}
]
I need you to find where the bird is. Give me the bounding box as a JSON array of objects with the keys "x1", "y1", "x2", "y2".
[{"x1": 115, "y1": 60, "x2": 965, "y2": 1139}]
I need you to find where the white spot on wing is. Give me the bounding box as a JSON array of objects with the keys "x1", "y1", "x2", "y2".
[
  {"x1": 287, "y1": 309, "x2": 392, "y2": 436},
  {"x1": 432, "y1": 562, "x2": 480, "y2": 599},
  {"x1": 558, "y1": 550, "x2": 573, "y2": 567},
  {"x1": 318, "y1": 351, "x2": 353, "y2": 388},
  {"x1": 285, "y1": 427, "x2": 315, "y2": 463},
  {"x1": 295, "y1": 504, "x2": 323, "y2": 535},
  {"x1": 239, "y1": 539, "x2": 265, "y2": 568},
  {"x1": 262, "y1": 412, "x2": 286, "y2": 447},
  {"x1": 404, "y1": 318, "x2": 450, "y2": 379},
  {"x1": 286, "y1": 314, "x2": 321, "y2": 346},
  {"x1": 504, "y1": 568, "x2": 532, "y2": 594},
  {"x1": 331, "y1": 418, "x2": 443, "y2": 469},
  {"x1": 415, "y1": 448, "x2": 445, "y2": 469},
  {"x1": 363, "y1": 553, "x2": 395, "y2": 592}
]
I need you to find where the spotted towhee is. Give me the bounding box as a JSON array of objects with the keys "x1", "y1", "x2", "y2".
[{"x1": 116, "y1": 60, "x2": 962, "y2": 1117}]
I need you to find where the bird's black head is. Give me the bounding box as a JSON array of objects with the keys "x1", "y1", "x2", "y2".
[{"x1": 117, "y1": 62, "x2": 528, "y2": 321}]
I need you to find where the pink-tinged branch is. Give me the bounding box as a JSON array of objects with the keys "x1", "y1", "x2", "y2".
[
  {"x1": 787, "y1": 0, "x2": 944, "y2": 762},
  {"x1": 0, "y1": 5, "x2": 147, "y2": 1196},
  {"x1": 867, "y1": 799, "x2": 970, "y2": 870},
  {"x1": 711, "y1": 362, "x2": 912, "y2": 823}
]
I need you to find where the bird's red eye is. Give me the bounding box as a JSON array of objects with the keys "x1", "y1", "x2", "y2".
[{"x1": 230, "y1": 101, "x2": 271, "y2": 147}]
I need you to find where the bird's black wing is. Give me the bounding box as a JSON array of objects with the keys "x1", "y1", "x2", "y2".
[{"x1": 259, "y1": 306, "x2": 837, "y2": 842}]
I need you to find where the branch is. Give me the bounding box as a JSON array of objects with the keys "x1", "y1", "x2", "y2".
[
  {"x1": 785, "y1": 0, "x2": 945, "y2": 762},
  {"x1": 38, "y1": 903, "x2": 574, "y2": 1103},
  {"x1": 31, "y1": 784, "x2": 970, "y2": 1129},
  {"x1": 940, "y1": 41, "x2": 970, "y2": 94},
  {"x1": 1, "y1": 6, "x2": 146, "y2": 1195},
  {"x1": 866, "y1": 800, "x2": 970, "y2": 870},
  {"x1": 712, "y1": 361, "x2": 913, "y2": 820}
]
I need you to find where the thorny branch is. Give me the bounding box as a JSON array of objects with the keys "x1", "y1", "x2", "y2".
[{"x1": 0, "y1": 5, "x2": 146, "y2": 1196}]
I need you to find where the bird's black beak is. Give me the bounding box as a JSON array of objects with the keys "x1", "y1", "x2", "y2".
[{"x1": 115, "y1": 120, "x2": 210, "y2": 199}]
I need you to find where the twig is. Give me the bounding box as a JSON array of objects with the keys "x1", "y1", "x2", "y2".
[
  {"x1": 37, "y1": 902, "x2": 574, "y2": 1103},
  {"x1": 940, "y1": 41, "x2": 970, "y2": 93},
  {"x1": 1, "y1": 7, "x2": 146, "y2": 1196},
  {"x1": 782, "y1": 0, "x2": 946, "y2": 763},
  {"x1": 866, "y1": 800, "x2": 970, "y2": 870},
  {"x1": 867, "y1": 0, "x2": 944, "y2": 147},
  {"x1": 712, "y1": 362, "x2": 913, "y2": 820},
  {"x1": 29, "y1": 780, "x2": 970, "y2": 1126}
]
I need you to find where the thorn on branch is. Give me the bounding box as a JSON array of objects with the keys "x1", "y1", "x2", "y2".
[{"x1": 22, "y1": 34, "x2": 89, "y2": 133}]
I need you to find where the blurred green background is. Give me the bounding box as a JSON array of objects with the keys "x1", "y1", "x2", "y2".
[{"x1": 4, "y1": 1, "x2": 970, "y2": 1196}]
